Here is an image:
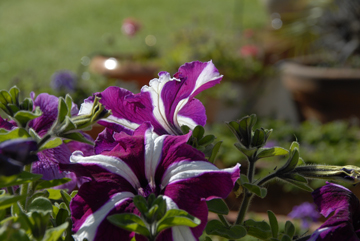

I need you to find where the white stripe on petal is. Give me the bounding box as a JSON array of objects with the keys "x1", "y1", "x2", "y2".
[
  {"x1": 142, "y1": 73, "x2": 179, "y2": 135},
  {"x1": 162, "y1": 196, "x2": 196, "y2": 241},
  {"x1": 73, "y1": 192, "x2": 134, "y2": 241},
  {"x1": 177, "y1": 115, "x2": 198, "y2": 130},
  {"x1": 145, "y1": 133, "x2": 166, "y2": 185},
  {"x1": 71, "y1": 151, "x2": 140, "y2": 189},
  {"x1": 161, "y1": 161, "x2": 219, "y2": 188},
  {"x1": 78, "y1": 101, "x2": 93, "y2": 115},
  {"x1": 102, "y1": 115, "x2": 140, "y2": 131}
]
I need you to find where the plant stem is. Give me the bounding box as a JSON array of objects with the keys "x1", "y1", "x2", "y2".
[
  {"x1": 19, "y1": 164, "x2": 32, "y2": 209},
  {"x1": 235, "y1": 155, "x2": 256, "y2": 225},
  {"x1": 218, "y1": 214, "x2": 230, "y2": 228}
]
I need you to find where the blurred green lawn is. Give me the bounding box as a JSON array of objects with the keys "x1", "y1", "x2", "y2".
[{"x1": 0, "y1": 0, "x2": 267, "y2": 95}]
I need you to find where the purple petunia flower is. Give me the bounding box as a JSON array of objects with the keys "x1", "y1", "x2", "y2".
[
  {"x1": 288, "y1": 202, "x2": 320, "y2": 229},
  {"x1": 61, "y1": 123, "x2": 240, "y2": 241},
  {"x1": 0, "y1": 138, "x2": 38, "y2": 176},
  {"x1": 79, "y1": 60, "x2": 223, "y2": 136},
  {"x1": 1, "y1": 93, "x2": 94, "y2": 183},
  {"x1": 50, "y1": 70, "x2": 77, "y2": 93},
  {"x1": 308, "y1": 182, "x2": 360, "y2": 241}
]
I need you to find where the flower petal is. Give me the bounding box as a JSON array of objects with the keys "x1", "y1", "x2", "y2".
[
  {"x1": 33, "y1": 144, "x2": 72, "y2": 180},
  {"x1": 309, "y1": 183, "x2": 360, "y2": 241},
  {"x1": 81, "y1": 61, "x2": 222, "y2": 135}
]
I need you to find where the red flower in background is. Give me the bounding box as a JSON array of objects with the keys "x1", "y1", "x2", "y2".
[{"x1": 121, "y1": 18, "x2": 141, "y2": 37}]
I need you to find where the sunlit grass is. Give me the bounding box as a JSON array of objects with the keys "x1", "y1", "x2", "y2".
[{"x1": 0, "y1": 0, "x2": 267, "y2": 94}]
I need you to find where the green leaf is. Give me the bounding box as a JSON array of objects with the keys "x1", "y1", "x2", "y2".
[
  {"x1": 61, "y1": 132, "x2": 94, "y2": 145},
  {"x1": 28, "y1": 128, "x2": 41, "y2": 142},
  {"x1": 0, "y1": 102, "x2": 10, "y2": 115},
  {"x1": 13, "y1": 109, "x2": 42, "y2": 127},
  {"x1": 0, "y1": 90, "x2": 12, "y2": 105},
  {"x1": 107, "y1": 213, "x2": 150, "y2": 237},
  {"x1": 28, "y1": 197, "x2": 53, "y2": 215},
  {"x1": 65, "y1": 94, "x2": 74, "y2": 117},
  {"x1": 156, "y1": 209, "x2": 201, "y2": 233},
  {"x1": 242, "y1": 183, "x2": 267, "y2": 198},
  {"x1": 281, "y1": 234, "x2": 292, "y2": 241},
  {"x1": 27, "y1": 190, "x2": 50, "y2": 205},
  {"x1": 267, "y1": 210, "x2": 278, "y2": 238},
  {"x1": 290, "y1": 142, "x2": 300, "y2": 152},
  {"x1": 0, "y1": 171, "x2": 42, "y2": 189},
  {"x1": 207, "y1": 141, "x2": 222, "y2": 163},
  {"x1": 0, "y1": 128, "x2": 30, "y2": 142},
  {"x1": 206, "y1": 198, "x2": 229, "y2": 215},
  {"x1": 198, "y1": 135, "x2": 215, "y2": 146},
  {"x1": 38, "y1": 137, "x2": 63, "y2": 151},
  {"x1": 284, "y1": 173, "x2": 308, "y2": 183},
  {"x1": 192, "y1": 125, "x2": 205, "y2": 140},
  {"x1": 55, "y1": 208, "x2": 70, "y2": 226},
  {"x1": 60, "y1": 190, "x2": 72, "y2": 211},
  {"x1": 9, "y1": 86, "x2": 20, "y2": 106},
  {"x1": 43, "y1": 222, "x2": 69, "y2": 241},
  {"x1": 244, "y1": 219, "x2": 272, "y2": 240},
  {"x1": 133, "y1": 195, "x2": 148, "y2": 215},
  {"x1": 257, "y1": 147, "x2": 289, "y2": 159},
  {"x1": 234, "y1": 143, "x2": 257, "y2": 158},
  {"x1": 47, "y1": 189, "x2": 63, "y2": 200},
  {"x1": 205, "y1": 220, "x2": 247, "y2": 239},
  {"x1": 181, "y1": 125, "x2": 191, "y2": 134},
  {"x1": 70, "y1": 190, "x2": 78, "y2": 198},
  {"x1": 36, "y1": 178, "x2": 71, "y2": 190},
  {"x1": 252, "y1": 128, "x2": 265, "y2": 147},
  {"x1": 57, "y1": 97, "x2": 69, "y2": 124},
  {"x1": 0, "y1": 194, "x2": 26, "y2": 210},
  {"x1": 277, "y1": 148, "x2": 299, "y2": 174},
  {"x1": 284, "y1": 221, "x2": 295, "y2": 238}
]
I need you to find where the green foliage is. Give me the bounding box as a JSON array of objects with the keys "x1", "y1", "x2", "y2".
[
  {"x1": 205, "y1": 220, "x2": 247, "y2": 239},
  {"x1": 206, "y1": 198, "x2": 229, "y2": 215}
]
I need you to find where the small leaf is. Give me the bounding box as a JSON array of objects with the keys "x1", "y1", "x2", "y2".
[
  {"x1": 38, "y1": 137, "x2": 63, "y2": 151},
  {"x1": 70, "y1": 190, "x2": 78, "y2": 198},
  {"x1": 0, "y1": 171, "x2": 42, "y2": 189},
  {"x1": 133, "y1": 195, "x2": 148, "y2": 215},
  {"x1": 0, "y1": 128, "x2": 30, "y2": 142},
  {"x1": 0, "y1": 90, "x2": 12, "y2": 105},
  {"x1": 252, "y1": 128, "x2": 265, "y2": 147},
  {"x1": 47, "y1": 189, "x2": 63, "y2": 200},
  {"x1": 13, "y1": 109, "x2": 42, "y2": 127},
  {"x1": 284, "y1": 173, "x2": 308, "y2": 183},
  {"x1": 107, "y1": 213, "x2": 150, "y2": 237},
  {"x1": 205, "y1": 220, "x2": 247, "y2": 239},
  {"x1": 277, "y1": 148, "x2": 299, "y2": 174},
  {"x1": 244, "y1": 219, "x2": 272, "y2": 240},
  {"x1": 181, "y1": 125, "x2": 191, "y2": 134},
  {"x1": 234, "y1": 143, "x2": 257, "y2": 158},
  {"x1": 198, "y1": 135, "x2": 215, "y2": 146},
  {"x1": 208, "y1": 141, "x2": 222, "y2": 163},
  {"x1": 290, "y1": 142, "x2": 300, "y2": 152},
  {"x1": 242, "y1": 183, "x2": 267, "y2": 198},
  {"x1": 65, "y1": 94, "x2": 74, "y2": 117},
  {"x1": 43, "y1": 222, "x2": 69, "y2": 241},
  {"x1": 156, "y1": 209, "x2": 201, "y2": 233},
  {"x1": 0, "y1": 195, "x2": 26, "y2": 210},
  {"x1": 192, "y1": 125, "x2": 205, "y2": 140},
  {"x1": 281, "y1": 234, "x2": 292, "y2": 241},
  {"x1": 257, "y1": 147, "x2": 289, "y2": 159},
  {"x1": 28, "y1": 197, "x2": 53, "y2": 215},
  {"x1": 267, "y1": 210, "x2": 278, "y2": 238},
  {"x1": 55, "y1": 208, "x2": 70, "y2": 226},
  {"x1": 206, "y1": 198, "x2": 229, "y2": 215},
  {"x1": 57, "y1": 97, "x2": 68, "y2": 124},
  {"x1": 60, "y1": 190, "x2": 72, "y2": 211},
  {"x1": 9, "y1": 86, "x2": 20, "y2": 106},
  {"x1": 61, "y1": 132, "x2": 94, "y2": 145},
  {"x1": 36, "y1": 178, "x2": 71, "y2": 190},
  {"x1": 284, "y1": 221, "x2": 295, "y2": 238}
]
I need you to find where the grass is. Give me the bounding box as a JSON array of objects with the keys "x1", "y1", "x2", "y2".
[{"x1": 0, "y1": 0, "x2": 267, "y2": 95}]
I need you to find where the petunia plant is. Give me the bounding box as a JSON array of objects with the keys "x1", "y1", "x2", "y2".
[{"x1": 0, "y1": 60, "x2": 360, "y2": 241}]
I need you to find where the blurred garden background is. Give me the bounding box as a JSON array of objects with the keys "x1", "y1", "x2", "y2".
[{"x1": 2, "y1": 0, "x2": 360, "y2": 236}]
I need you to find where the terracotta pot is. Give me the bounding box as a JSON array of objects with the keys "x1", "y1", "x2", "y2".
[
  {"x1": 280, "y1": 58, "x2": 360, "y2": 122},
  {"x1": 89, "y1": 55, "x2": 159, "y2": 87}
]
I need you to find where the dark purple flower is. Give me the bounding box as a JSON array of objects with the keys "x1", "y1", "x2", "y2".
[
  {"x1": 0, "y1": 138, "x2": 38, "y2": 176},
  {"x1": 61, "y1": 123, "x2": 240, "y2": 241},
  {"x1": 79, "y1": 61, "x2": 223, "y2": 136},
  {"x1": 51, "y1": 70, "x2": 77, "y2": 93},
  {"x1": 288, "y1": 202, "x2": 320, "y2": 229},
  {"x1": 308, "y1": 182, "x2": 360, "y2": 241}
]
